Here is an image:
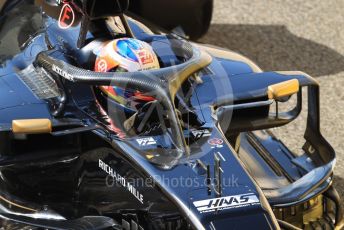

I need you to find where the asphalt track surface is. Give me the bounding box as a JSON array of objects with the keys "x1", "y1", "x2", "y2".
[{"x1": 201, "y1": 0, "x2": 344, "y2": 203}]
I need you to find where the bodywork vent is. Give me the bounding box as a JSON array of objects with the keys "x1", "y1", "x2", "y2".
[{"x1": 18, "y1": 64, "x2": 61, "y2": 99}]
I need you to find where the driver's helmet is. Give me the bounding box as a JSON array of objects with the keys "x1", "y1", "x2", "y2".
[{"x1": 94, "y1": 38, "x2": 160, "y2": 108}]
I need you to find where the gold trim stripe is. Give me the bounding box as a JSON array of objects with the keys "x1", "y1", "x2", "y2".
[
  {"x1": 12, "y1": 119, "x2": 52, "y2": 134},
  {"x1": 0, "y1": 195, "x2": 36, "y2": 212},
  {"x1": 267, "y1": 79, "x2": 299, "y2": 100}
]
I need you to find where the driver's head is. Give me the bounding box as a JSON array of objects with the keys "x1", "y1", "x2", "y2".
[{"x1": 94, "y1": 38, "x2": 160, "y2": 106}]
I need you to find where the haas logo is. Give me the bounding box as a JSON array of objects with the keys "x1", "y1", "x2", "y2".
[
  {"x1": 193, "y1": 193, "x2": 260, "y2": 213},
  {"x1": 58, "y1": 4, "x2": 75, "y2": 29}
]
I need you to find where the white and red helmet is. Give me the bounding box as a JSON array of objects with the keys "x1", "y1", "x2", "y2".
[{"x1": 94, "y1": 38, "x2": 160, "y2": 105}]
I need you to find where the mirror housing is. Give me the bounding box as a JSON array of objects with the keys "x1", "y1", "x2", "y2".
[{"x1": 217, "y1": 79, "x2": 301, "y2": 133}]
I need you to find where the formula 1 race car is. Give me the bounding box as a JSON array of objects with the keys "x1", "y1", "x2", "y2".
[{"x1": 0, "y1": 0, "x2": 342, "y2": 229}]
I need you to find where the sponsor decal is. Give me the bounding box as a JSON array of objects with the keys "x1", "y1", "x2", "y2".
[
  {"x1": 99, "y1": 159, "x2": 144, "y2": 204},
  {"x1": 58, "y1": 4, "x2": 75, "y2": 29},
  {"x1": 96, "y1": 59, "x2": 108, "y2": 72},
  {"x1": 52, "y1": 65, "x2": 74, "y2": 81},
  {"x1": 192, "y1": 129, "x2": 211, "y2": 139},
  {"x1": 208, "y1": 138, "x2": 223, "y2": 148},
  {"x1": 138, "y1": 50, "x2": 154, "y2": 65},
  {"x1": 193, "y1": 193, "x2": 260, "y2": 213},
  {"x1": 136, "y1": 137, "x2": 157, "y2": 146}
]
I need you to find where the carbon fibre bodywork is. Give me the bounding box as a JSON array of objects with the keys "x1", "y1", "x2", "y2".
[{"x1": 0, "y1": 1, "x2": 342, "y2": 230}]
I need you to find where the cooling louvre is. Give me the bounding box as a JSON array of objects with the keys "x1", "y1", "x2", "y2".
[{"x1": 18, "y1": 64, "x2": 61, "y2": 100}]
